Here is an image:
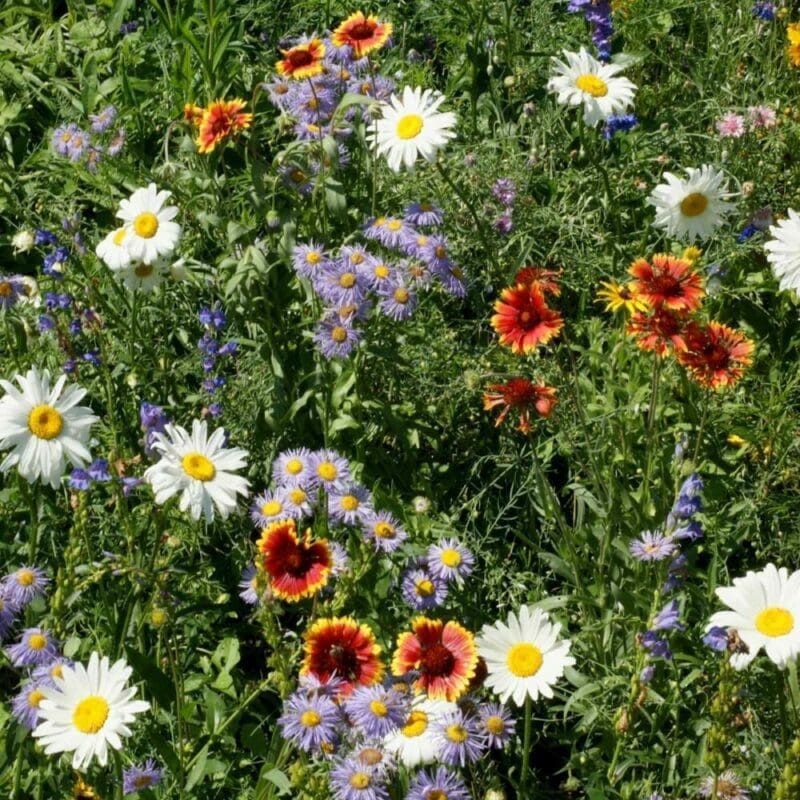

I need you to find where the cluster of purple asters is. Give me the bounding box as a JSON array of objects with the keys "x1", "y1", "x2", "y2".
[
  {"x1": 264, "y1": 35, "x2": 394, "y2": 195},
  {"x1": 631, "y1": 473, "x2": 704, "y2": 678},
  {"x1": 567, "y1": 0, "x2": 613, "y2": 61},
  {"x1": 51, "y1": 105, "x2": 125, "y2": 172},
  {"x1": 292, "y1": 203, "x2": 467, "y2": 359},
  {"x1": 400, "y1": 538, "x2": 475, "y2": 611},
  {"x1": 197, "y1": 305, "x2": 237, "y2": 417},
  {"x1": 490, "y1": 178, "x2": 516, "y2": 236}
]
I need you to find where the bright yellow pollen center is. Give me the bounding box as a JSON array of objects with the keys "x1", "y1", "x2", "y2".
[
  {"x1": 28, "y1": 689, "x2": 45, "y2": 708},
  {"x1": 387, "y1": 220, "x2": 402, "y2": 231},
  {"x1": 440, "y1": 548, "x2": 461, "y2": 567},
  {"x1": 428, "y1": 792, "x2": 448, "y2": 800},
  {"x1": 286, "y1": 459, "x2": 303, "y2": 474},
  {"x1": 306, "y1": 251, "x2": 322, "y2": 265},
  {"x1": 341, "y1": 495, "x2": 360, "y2": 511},
  {"x1": 28, "y1": 634, "x2": 47, "y2": 650},
  {"x1": 755, "y1": 606, "x2": 794, "y2": 637},
  {"x1": 375, "y1": 265, "x2": 390, "y2": 278},
  {"x1": 317, "y1": 462, "x2": 338, "y2": 481},
  {"x1": 396, "y1": 113, "x2": 424, "y2": 139},
  {"x1": 402, "y1": 710, "x2": 428, "y2": 737},
  {"x1": 507, "y1": 642, "x2": 544, "y2": 677},
  {"x1": 181, "y1": 452, "x2": 216, "y2": 481},
  {"x1": 421, "y1": 202, "x2": 432, "y2": 211},
  {"x1": 351, "y1": 253, "x2": 365, "y2": 265},
  {"x1": 134, "y1": 263, "x2": 154, "y2": 278},
  {"x1": 113, "y1": 228, "x2": 127, "y2": 246},
  {"x1": 339, "y1": 272, "x2": 356, "y2": 288},
  {"x1": 350, "y1": 773, "x2": 371, "y2": 790},
  {"x1": 17, "y1": 570, "x2": 35, "y2": 586},
  {"x1": 393, "y1": 288, "x2": 409, "y2": 304},
  {"x1": 486, "y1": 715, "x2": 505, "y2": 735},
  {"x1": 0, "y1": 282, "x2": 11, "y2": 297},
  {"x1": 680, "y1": 192, "x2": 709, "y2": 217},
  {"x1": 300, "y1": 710, "x2": 321, "y2": 727},
  {"x1": 331, "y1": 326, "x2": 348, "y2": 343},
  {"x1": 51, "y1": 664, "x2": 64, "y2": 679},
  {"x1": 290, "y1": 488, "x2": 307, "y2": 504},
  {"x1": 446, "y1": 723, "x2": 468, "y2": 743},
  {"x1": 415, "y1": 578, "x2": 435, "y2": 597},
  {"x1": 261, "y1": 500, "x2": 283, "y2": 516},
  {"x1": 27, "y1": 404, "x2": 63, "y2": 440},
  {"x1": 72, "y1": 696, "x2": 109, "y2": 734},
  {"x1": 435, "y1": 245, "x2": 446, "y2": 258},
  {"x1": 575, "y1": 73, "x2": 608, "y2": 97},
  {"x1": 369, "y1": 699, "x2": 389, "y2": 717},
  {"x1": 374, "y1": 522, "x2": 395, "y2": 539},
  {"x1": 134, "y1": 776, "x2": 153, "y2": 789},
  {"x1": 133, "y1": 211, "x2": 159, "y2": 239}
]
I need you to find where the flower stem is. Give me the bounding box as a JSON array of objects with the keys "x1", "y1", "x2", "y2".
[{"x1": 521, "y1": 694, "x2": 533, "y2": 797}]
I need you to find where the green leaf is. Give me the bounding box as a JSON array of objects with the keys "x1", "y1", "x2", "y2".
[
  {"x1": 184, "y1": 744, "x2": 209, "y2": 791},
  {"x1": 125, "y1": 648, "x2": 174, "y2": 709}
]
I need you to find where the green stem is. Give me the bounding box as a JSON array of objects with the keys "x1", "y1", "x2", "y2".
[
  {"x1": 779, "y1": 668, "x2": 790, "y2": 754},
  {"x1": 520, "y1": 694, "x2": 533, "y2": 797},
  {"x1": 641, "y1": 355, "x2": 662, "y2": 514},
  {"x1": 113, "y1": 750, "x2": 124, "y2": 800},
  {"x1": 692, "y1": 391, "x2": 711, "y2": 466}
]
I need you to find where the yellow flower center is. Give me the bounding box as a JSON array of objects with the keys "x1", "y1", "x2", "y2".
[
  {"x1": 351, "y1": 253, "x2": 365, "y2": 265},
  {"x1": 0, "y1": 282, "x2": 12, "y2": 297},
  {"x1": 421, "y1": 202, "x2": 432, "y2": 211},
  {"x1": 396, "y1": 113, "x2": 424, "y2": 139},
  {"x1": 680, "y1": 192, "x2": 709, "y2": 217},
  {"x1": 112, "y1": 228, "x2": 127, "y2": 246},
  {"x1": 369, "y1": 699, "x2": 388, "y2": 717},
  {"x1": 339, "y1": 272, "x2": 357, "y2": 288},
  {"x1": 451, "y1": 267, "x2": 463, "y2": 279},
  {"x1": 402, "y1": 710, "x2": 428, "y2": 737},
  {"x1": 28, "y1": 689, "x2": 45, "y2": 708},
  {"x1": 28, "y1": 633, "x2": 47, "y2": 650},
  {"x1": 28, "y1": 404, "x2": 63, "y2": 440},
  {"x1": 374, "y1": 522, "x2": 395, "y2": 539},
  {"x1": 317, "y1": 462, "x2": 338, "y2": 481},
  {"x1": 134, "y1": 776, "x2": 153, "y2": 789},
  {"x1": 300, "y1": 710, "x2": 321, "y2": 727},
  {"x1": 435, "y1": 245, "x2": 446, "y2": 259},
  {"x1": 261, "y1": 500, "x2": 283, "y2": 516},
  {"x1": 428, "y1": 792, "x2": 448, "y2": 800},
  {"x1": 507, "y1": 642, "x2": 544, "y2": 677},
  {"x1": 387, "y1": 220, "x2": 402, "y2": 231},
  {"x1": 133, "y1": 211, "x2": 159, "y2": 239},
  {"x1": 440, "y1": 548, "x2": 461, "y2": 568},
  {"x1": 755, "y1": 606, "x2": 794, "y2": 637},
  {"x1": 575, "y1": 74, "x2": 608, "y2": 97},
  {"x1": 446, "y1": 723, "x2": 468, "y2": 743},
  {"x1": 350, "y1": 773, "x2": 371, "y2": 790},
  {"x1": 17, "y1": 569, "x2": 35, "y2": 586},
  {"x1": 341, "y1": 494, "x2": 360, "y2": 511},
  {"x1": 134, "y1": 263, "x2": 154, "y2": 278},
  {"x1": 393, "y1": 288, "x2": 409, "y2": 304},
  {"x1": 374, "y1": 216, "x2": 386, "y2": 226},
  {"x1": 181, "y1": 452, "x2": 216, "y2": 481},
  {"x1": 375, "y1": 265, "x2": 390, "y2": 279},
  {"x1": 306, "y1": 251, "x2": 322, "y2": 265},
  {"x1": 51, "y1": 664, "x2": 64, "y2": 679},
  {"x1": 72, "y1": 696, "x2": 109, "y2": 734},
  {"x1": 289, "y1": 488, "x2": 307, "y2": 504},
  {"x1": 331, "y1": 326, "x2": 348, "y2": 343},
  {"x1": 486, "y1": 715, "x2": 505, "y2": 735},
  {"x1": 415, "y1": 578, "x2": 435, "y2": 597},
  {"x1": 286, "y1": 458, "x2": 304, "y2": 474}
]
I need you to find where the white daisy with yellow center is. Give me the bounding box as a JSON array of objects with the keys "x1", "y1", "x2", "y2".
[
  {"x1": 707, "y1": 563, "x2": 800, "y2": 670},
  {"x1": 144, "y1": 419, "x2": 250, "y2": 522},
  {"x1": 95, "y1": 227, "x2": 133, "y2": 270},
  {"x1": 0, "y1": 367, "x2": 98, "y2": 488},
  {"x1": 118, "y1": 257, "x2": 169, "y2": 293},
  {"x1": 116, "y1": 183, "x2": 181, "y2": 265},
  {"x1": 648, "y1": 164, "x2": 736, "y2": 242},
  {"x1": 32, "y1": 652, "x2": 149, "y2": 770},
  {"x1": 765, "y1": 209, "x2": 800, "y2": 296},
  {"x1": 368, "y1": 85, "x2": 457, "y2": 173},
  {"x1": 383, "y1": 696, "x2": 456, "y2": 767},
  {"x1": 547, "y1": 47, "x2": 637, "y2": 127},
  {"x1": 476, "y1": 605, "x2": 575, "y2": 706}
]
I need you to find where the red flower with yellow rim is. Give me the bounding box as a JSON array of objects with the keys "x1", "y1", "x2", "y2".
[
  {"x1": 514, "y1": 266, "x2": 562, "y2": 297},
  {"x1": 483, "y1": 378, "x2": 557, "y2": 433},
  {"x1": 626, "y1": 309, "x2": 690, "y2": 357},
  {"x1": 491, "y1": 284, "x2": 564, "y2": 354},
  {"x1": 256, "y1": 518, "x2": 331, "y2": 602},
  {"x1": 677, "y1": 321, "x2": 754, "y2": 390},
  {"x1": 195, "y1": 99, "x2": 253, "y2": 155},
  {"x1": 392, "y1": 617, "x2": 478, "y2": 701},
  {"x1": 332, "y1": 11, "x2": 393, "y2": 58},
  {"x1": 276, "y1": 38, "x2": 327, "y2": 80},
  {"x1": 183, "y1": 103, "x2": 204, "y2": 124},
  {"x1": 628, "y1": 253, "x2": 705, "y2": 313},
  {"x1": 301, "y1": 617, "x2": 384, "y2": 695}
]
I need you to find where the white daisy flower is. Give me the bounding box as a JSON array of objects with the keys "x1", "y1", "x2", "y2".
[
  {"x1": 476, "y1": 605, "x2": 575, "y2": 706},
  {"x1": 707, "y1": 563, "x2": 800, "y2": 670},
  {"x1": 647, "y1": 164, "x2": 736, "y2": 242},
  {"x1": 96, "y1": 227, "x2": 133, "y2": 270},
  {"x1": 547, "y1": 48, "x2": 637, "y2": 127},
  {"x1": 368, "y1": 85, "x2": 457, "y2": 172},
  {"x1": 144, "y1": 419, "x2": 250, "y2": 522},
  {"x1": 117, "y1": 258, "x2": 168, "y2": 293},
  {"x1": 383, "y1": 696, "x2": 456, "y2": 767},
  {"x1": 764, "y1": 209, "x2": 800, "y2": 295},
  {"x1": 32, "y1": 652, "x2": 149, "y2": 770},
  {"x1": 116, "y1": 183, "x2": 181, "y2": 265},
  {"x1": 0, "y1": 368, "x2": 98, "y2": 488}
]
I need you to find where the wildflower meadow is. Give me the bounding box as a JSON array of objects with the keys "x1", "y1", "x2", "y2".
[{"x1": 2, "y1": 1, "x2": 800, "y2": 798}]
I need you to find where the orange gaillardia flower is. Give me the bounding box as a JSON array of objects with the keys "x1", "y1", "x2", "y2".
[
  {"x1": 256, "y1": 518, "x2": 331, "y2": 602},
  {"x1": 678, "y1": 321, "x2": 754, "y2": 390},
  {"x1": 513, "y1": 266, "x2": 562, "y2": 297},
  {"x1": 332, "y1": 12, "x2": 393, "y2": 58},
  {"x1": 392, "y1": 617, "x2": 478, "y2": 701},
  {"x1": 626, "y1": 308, "x2": 690, "y2": 356},
  {"x1": 491, "y1": 284, "x2": 564, "y2": 354},
  {"x1": 483, "y1": 378, "x2": 557, "y2": 432},
  {"x1": 276, "y1": 38, "x2": 327, "y2": 79},
  {"x1": 628, "y1": 254, "x2": 705, "y2": 313},
  {"x1": 195, "y1": 99, "x2": 253, "y2": 154},
  {"x1": 301, "y1": 617, "x2": 384, "y2": 695},
  {"x1": 183, "y1": 103, "x2": 204, "y2": 124}
]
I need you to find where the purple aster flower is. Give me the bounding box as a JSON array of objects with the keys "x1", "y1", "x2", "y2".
[
  {"x1": 357, "y1": 258, "x2": 397, "y2": 291},
  {"x1": 403, "y1": 260, "x2": 434, "y2": 289},
  {"x1": 699, "y1": 770, "x2": 750, "y2": 800},
  {"x1": 85, "y1": 146, "x2": 103, "y2": 173},
  {"x1": 238, "y1": 565, "x2": 259, "y2": 606},
  {"x1": 347, "y1": 742, "x2": 395, "y2": 773},
  {"x1": 641, "y1": 631, "x2": 672, "y2": 660},
  {"x1": 310, "y1": 449, "x2": 351, "y2": 490},
  {"x1": 122, "y1": 759, "x2": 164, "y2": 795},
  {"x1": 370, "y1": 217, "x2": 416, "y2": 250},
  {"x1": 361, "y1": 510, "x2": 407, "y2": 553},
  {"x1": 263, "y1": 76, "x2": 295, "y2": 110},
  {"x1": 432, "y1": 708, "x2": 487, "y2": 766},
  {"x1": 493, "y1": 211, "x2": 514, "y2": 235},
  {"x1": 401, "y1": 230, "x2": 433, "y2": 259},
  {"x1": 317, "y1": 259, "x2": 367, "y2": 306},
  {"x1": 67, "y1": 129, "x2": 90, "y2": 161},
  {"x1": 108, "y1": 128, "x2": 126, "y2": 156},
  {"x1": 0, "y1": 588, "x2": 20, "y2": 641},
  {"x1": 278, "y1": 690, "x2": 341, "y2": 753},
  {"x1": 651, "y1": 600, "x2": 684, "y2": 631},
  {"x1": 51, "y1": 124, "x2": 81, "y2": 157},
  {"x1": 290, "y1": 82, "x2": 337, "y2": 122},
  {"x1": 703, "y1": 626, "x2": 729, "y2": 652},
  {"x1": 419, "y1": 234, "x2": 452, "y2": 272},
  {"x1": 6, "y1": 628, "x2": 59, "y2": 666},
  {"x1": 11, "y1": 679, "x2": 49, "y2": 730},
  {"x1": 477, "y1": 703, "x2": 514, "y2": 748},
  {"x1": 279, "y1": 164, "x2": 315, "y2": 196},
  {"x1": 427, "y1": 538, "x2": 474, "y2": 584},
  {"x1": 31, "y1": 656, "x2": 73, "y2": 685},
  {"x1": 404, "y1": 202, "x2": 444, "y2": 227},
  {"x1": 639, "y1": 665, "x2": 655, "y2": 684},
  {"x1": 68, "y1": 469, "x2": 91, "y2": 491},
  {"x1": 272, "y1": 448, "x2": 314, "y2": 488},
  {"x1": 401, "y1": 566, "x2": 448, "y2": 610},
  {"x1": 329, "y1": 758, "x2": 388, "y2": 800},
  {"x1": 87, "y1": 459, "x2": 111, "y2": 482},
  {"x1": 0, "y1": 275, "x2": 27, "y2": 310},
  {"x1": 406, "y1": 766, "x2": 470, "y2": 800},
  {"x1": 298, "y1": 672, "x2": 348, "y2": 699},
  {"x1": 603, "y1": 113, "x2": 638, "y2": 140},
  {"x1": 377, "y1": 278, "x2": 417, "y2": 321},
  {"x1": 345, "y1": 685, "x2": 408, "y2": 738},
  {"x1": 629, "y1": 531, "x2": 676, "y2": 562},
  {"x1": 329, "y1": 541, "x2": 349, "y2": 576},
  {"x1": 2, "y1": 566, "x2": 49, "y2": 607},
  {"x1": 492, "y1": 178, "x2": 517, "y2": 206},
  {"x1": 249, "y1": 488, "x2": 290, "y2": 529},
  {"x1": 314, "y1": 316, "x2": 362, "y2": 359},
  {"x1": 437, "y1": 262, "x2": 468, "y2": 297},
  {"x1": 122, "y1": 477, "x2": 144, "y2": 496},
  {"x1": 292, "y1": 241, "x2": 329, "y2": 279},
  {"x1": 329, "y1": 484, "x2": 373, "y2": 525}
]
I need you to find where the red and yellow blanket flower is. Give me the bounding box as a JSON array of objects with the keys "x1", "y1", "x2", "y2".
[
  {"x1": 483, "y1": 378, "x2": 557, "y2": 432},
  {"x1": 276, "y1": 37, "x2": 327, "y2": 79},
  {"x1": 491, "y1": 284, "x2": 564, "y2": 354},
  {"x1": 332, "y1": 11, "x2": 392, "y2": 57}
]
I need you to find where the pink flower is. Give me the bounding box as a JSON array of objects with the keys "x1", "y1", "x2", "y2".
[
  {"x1": 716, "y1": 112, "x2": 746, "y2": 138},
  {"x1": 747, "y1": 104, "x2": 777, "y2": 130}
]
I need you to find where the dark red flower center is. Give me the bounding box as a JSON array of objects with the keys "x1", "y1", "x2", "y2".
[
  {"x1": 349, "y1": 21, "x2": 376, "y2": 40},
  {"x1": 320, "y1": 644, "x2": 361, "y2": 681},
  {"x1": 288, "y1": 49, "x2": 314, "y2": 67},
  {"x1": 420, "y1": 643, "x2": 455, "y2": 677}
]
